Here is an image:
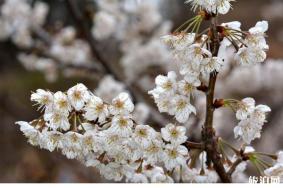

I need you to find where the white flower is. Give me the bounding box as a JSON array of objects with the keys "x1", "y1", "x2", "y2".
[
  {"x1": 129, "y1": 173, "x2": 148, "y2": 183},
  {"x1": 161, "y1": 33, "x2": 195, "y2": 51},
  {"x1": 92, "y1": 11, "x2": 116, "y2": 40},
  {"x1": 32, "y1": 1, "x2": 49, "y2": 26},
  {"x1": 53, "y1": 91, "x2": 71, "y2": 113},
  {"x1": 246, "y1": 21, "x2": 269, "y2": 50},
  {"x1": 144, "y1": 166, "x2": 173, "y2": 183},
  {"x1": 124, "y1": 140, "x2": 143, "y2": 162},
  {"x1": 133, "y1": 124, "x2": 156, "y2": 148},
  {"x1": 170, "y1": 95, "x2": 196, "y2": 123},
  {"x1": 55, "y1": 26, "x2": 76, "y2": 43},
  {"x1": 234, "y1": 99, "x2": 271, "y2": 144},
  {"x1": 185, "y1": 0, "x2": 234, "y2": 15},
  {"x1": 151, "y1": 173, "x2": 174, "y2": 183},
  {"x1": 236, "y1": 97, "x2": 256, "y2": 120},
  {"x1": 194, "y1": 169, "x2": 219, "y2": 183},
  {"x1": 84, "y1": 95, "x2": 109, "y2": 123},
  {"x1": 277, "y1": 151, "x2": 283, "y2": 163},
  {"x1": 222, "y1": 21, "x2": 242, "y2": 30},
  {"x1": 15, "y1": 121, "x2": 41, "y2": 146},
  {"x1": 185, "y1": 44, "x2": 212, "y2": 69},
  {"x1": 84, "y1": 154, "x2": 100, "y2": 167},
  {"x1": 101, "y1": 131, "x2": 124, "y2": 153},
  {"x1": 98, "y1": 162, "x2": 124, "y2": 181},
  {"x1": 234, "y1": 118, "x2": 262, "y2": 144},
  {"x1": 148, "y1": 71, "x2": 177, "y2": 97},
  {"x1": 109, "y1": 92, "x2": 134, "y2": 115},
  {"x1": 201, "y1": 57, "x2": 223, "y2": 74},
  {"x1": 31, "y1": 89, "x2": 53, "y2": 112},
  {"x1": 235, "y1": 47, "x2": 266, "y2": 65},
  {"x1": 109, "y1": 115, "x2": 134, "y2": 137},
  {"x1": 249, "y1": 21, "x2": 268, "y2": 35},
  {"x1": 81, "y1": 132, "x2": 101, "y2": 155},
  {"x1": 185, "y1": 154, "x2": 219, "y2": 183},
  {"x1": 151, "y1": 93, "x2": 172, "y2": 114},
  {"x1": 67, "y1": 83, "x2": 90, "y2": 111},
  {"x1": 264, "y1": 164, "x2": 283, "y2": 181},
  {"x1": 227, "y1": 156, "x2": 248, "y2": 183},
  {"x1": 216, "y1": 0, "x2": 234, "y2": 15},
  {"x1": 45, "y1": 111, "x2": 70, "y2": 131},
  {"x1": 177, "y1": 80, "x2": 198, "y2": 96},
  {"x1": 162, "y1": 144, "x2": 189, "y2": 170},
  {"x1": 161, "y1": 124, "x2": 187, "y2": 145},
  {"x1": 144, "y1": 139, "x2": 164, "y2": 165},
  {"x1": 264, "y1": 151, "x2": 283, "y2": 181},
  {"x1": 61, "y1": 131, "x2": 83, "y2": 159},
  {"x1": 220, "y1": 21, "x2": 242, "y2": 47},
  {"x1": 250, "y1": 104, "x2": 271, "y2": 124},
  {"x1": 132, "y1": 103, "x2": 150, "y2": 124},
  {"x1": 264, "y1": 164, "x2": 283, "y2": 182},
  {"x1": 180, "y1": 166, "x2": 199, "y2": 183},
  {"x1": 94, "y1": 75, "x2": 126, "y2": 103},
  {"x1": 40, "y1": 130, "x2": 63, "y2": 152},
  {"x1": 243, "y1": 146, "x2": 255, "y2": 154},
  {"x1": 183, "y1": 70, "x2": 201, "y2": 86}
]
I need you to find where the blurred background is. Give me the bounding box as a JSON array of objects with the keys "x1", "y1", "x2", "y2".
[{"x1": 0, "y1": 0, "x2": 283, "y2": 183}]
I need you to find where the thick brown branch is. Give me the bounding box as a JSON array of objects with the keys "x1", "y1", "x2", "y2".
[{"x1": 202, "y1": 16, "x2": 232, "y2": 183}]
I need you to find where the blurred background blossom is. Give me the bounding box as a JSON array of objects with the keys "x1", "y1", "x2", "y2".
[{"x1": 0, "y1": 0, "x2": 283, "y2": 182}]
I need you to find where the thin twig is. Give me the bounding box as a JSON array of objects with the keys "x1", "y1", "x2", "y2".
[
  {"x1": 184, "y1": 141, "x2": 203, "y2": 150},
  {"x1": 227, "y1": 158, "x2": 243, "y2": 176}
]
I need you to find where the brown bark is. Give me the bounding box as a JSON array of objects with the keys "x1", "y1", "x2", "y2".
[
  {"x1": 227, "y1": 158, "x2": 243, "y2": 176},
  {"x1": 184, "y1": 141, "x2": 203, "y2": 150},
  {"x1": 202, "y1": 16, "x2": 232, "y2": 183}
]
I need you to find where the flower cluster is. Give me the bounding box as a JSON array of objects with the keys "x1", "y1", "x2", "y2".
[
  {"x1": 0, "y1": 0, "x2": 95, "y2": 82},
  {"x1": 149, "y1": 71, "x2": 197, "y2": 123},
  {"x1": 94, "y1": 75, "x2": 150, "y2": 124},
  {"x1": 149, "y1": 29, "x2": 227, "y2": 123},
  {"x1": 0, "y1": 0, "x2": 48, "y2": 47},
  {"x1": 148, "y1": 16, "x2": 269, "y2": 125},
  {"x1": 233, "y1": 98, "x2": 271, "y2": 144},
  {"x1": 17, "y1": 26, "x2": 93, "y2": 82},
  {"x1": 92, "y1": 0, "x2": 163, "y2": 40},
  {"x1": 233, "y1": 21, "x2": 269, "y2": 66},
  {"x1": 49, "y1": 27, "x2": 93, "y2": 66},
  {"x1": 16, "y1": 83, "x2": 195, "y2": 183},
  {"x1": 13, "y1": 0, "x2": 283, "y2": 183},
  {"x1": 92, "y1": 0, "x2": 173, "y2": 82},
  {"x1": 185, "y1": 0, "x2": 235, "y2": 15},
  {"x1": 220, "y1": 21, "x2": 268, "y2": 66}
]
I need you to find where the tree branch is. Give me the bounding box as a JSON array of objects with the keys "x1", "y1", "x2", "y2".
[
  {"x1": 202, "y1": 16, "x2": 232, "y2": 183},
  {"x1": 227, "y1": 158, "x2": 243, "y2": 176},
  {"x1": 183, "y1": 141, "x2": 203, "y2": 150},
  {"x1": 65, "y1": 0, "x2": 116, "y2": 78}
]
